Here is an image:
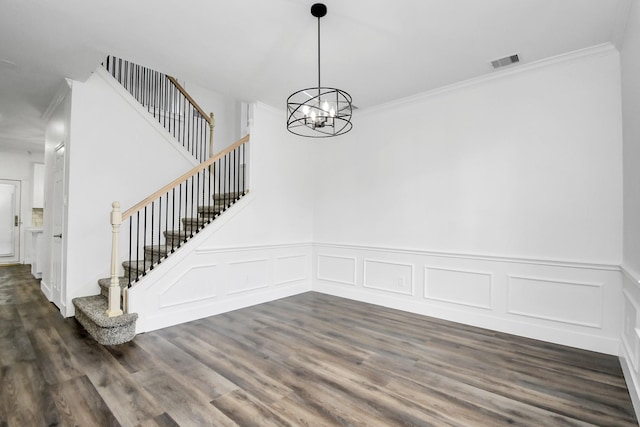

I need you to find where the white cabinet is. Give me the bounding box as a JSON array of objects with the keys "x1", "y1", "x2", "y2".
[{"x1": 32, "y1": 163, "x2": 44, "y2": 208}]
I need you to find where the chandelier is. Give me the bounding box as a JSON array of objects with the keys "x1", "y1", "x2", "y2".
[{"x1": 287, "y1": 3, "x2": 353, "y2": 138}]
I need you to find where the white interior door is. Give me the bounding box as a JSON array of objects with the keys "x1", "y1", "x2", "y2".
[
  {"x1": 0, "y1": 180, "x2": 21, "y2": 264},
  {"x1": 51, "y1": 145, "x2": 65, "y2": 308}
]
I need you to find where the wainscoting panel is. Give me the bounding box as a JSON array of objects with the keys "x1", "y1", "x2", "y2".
[
  {"x1": 424, "y1": 267, "x2": 492, "y2": 309},
  {"x1": 622, "y1": 291, "x2": 639, "y2": 372},
  {"x1": 317, "y1": 254, "x2": 357, "y2": 286},
  {"x1": 129, "y1": 242, "x2": 312, "y2": 333},
  {"x1": 363, "y1": 259, "x2": 414, "y2": 295},
  {"x1": 313, "y1": 243, "x2": 622, "y2": 355},
  {"x1": 159, "y1": 265, "x2": 219, "y2": 308},
  {"x1": 507, "y1": 275, "x2": 603, "y2": 328},
  {"x1": 275, "y1": 254, "x2": 307, "y2": 286},
  {"x1": 620, "y1": 266, "x2": 640, "y2": 422},
  {"x1": 228, "y1": 258, "x2": 270, "y2": 295}
]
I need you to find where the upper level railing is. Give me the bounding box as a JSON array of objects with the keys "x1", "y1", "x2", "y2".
[
  {"x1": 106, "y1": 134, "x2": 250, "y2": 318},
  {"x1": 103, "y1": 56, "x2": 215, "y2": 162}
]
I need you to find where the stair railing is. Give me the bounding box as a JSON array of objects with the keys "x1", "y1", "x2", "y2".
[
  {"x1": 103, "y1": 56, "x2": 215, "y2": 161},
  {"x1": 106, "y1": 134, "x2": 250, "y2": 317}
]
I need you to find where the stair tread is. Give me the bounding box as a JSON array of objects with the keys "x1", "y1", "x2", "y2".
[{"x1": 72, "y1": 295, "x2": 137, "y2": 328}]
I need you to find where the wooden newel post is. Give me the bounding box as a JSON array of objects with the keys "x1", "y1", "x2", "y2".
[
  {"x1": 106, "y1": 201, "x2": 123, "y2": 317},
  {"x1": 209, "y1": 112, "x2": 215, "y2": 157}
]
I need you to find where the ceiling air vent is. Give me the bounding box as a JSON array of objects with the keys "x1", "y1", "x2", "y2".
[{"x1": 490, "y1": 54, "x2": 520, "y2": 69}]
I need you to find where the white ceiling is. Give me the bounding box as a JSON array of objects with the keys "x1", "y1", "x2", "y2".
[{"x1": 0, "y1": 0, "x2": 632, "y2": 153}]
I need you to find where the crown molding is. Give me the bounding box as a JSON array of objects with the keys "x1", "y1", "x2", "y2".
[{"x1": 359, "y1": 43, "x2": 619, "y2": 117}]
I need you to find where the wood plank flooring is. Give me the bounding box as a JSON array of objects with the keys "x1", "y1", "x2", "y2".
[{"x1": 0, "y1": 264, "x2": 636, "y2": 426}]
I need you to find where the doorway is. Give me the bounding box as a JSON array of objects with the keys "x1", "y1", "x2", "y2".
[{"x1": 0, "y1": 179, "x2": 21, "y2": 265}]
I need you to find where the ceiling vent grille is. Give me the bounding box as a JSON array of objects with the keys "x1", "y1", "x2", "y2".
[{"x1": 491, "y1": 54, "x2": 520, "y2": 69}]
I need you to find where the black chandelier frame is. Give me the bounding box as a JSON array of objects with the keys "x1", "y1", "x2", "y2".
[{"x1": 286, "y1": 3, "x2": 353, "y2": 138}]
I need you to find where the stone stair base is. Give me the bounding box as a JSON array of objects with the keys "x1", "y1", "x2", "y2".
[{"x1": 72, "y1": 295, "x2": 138, "y2": 345}]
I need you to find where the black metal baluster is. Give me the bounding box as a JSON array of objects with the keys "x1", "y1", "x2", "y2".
[
  {"x1": 128, "y1": 217, "x2": 132, "y2": 286},
  {"x1": 242, "y1": 142, "x2": 246, "y2": 194},
  {"x1": 171, "y1": 188, "x2": 175, "y2": 253},
  {"x1": 178, "y1": 183, "x2": 183, "y2": 246},
  {"x1": 136, "y1": 211, "x2": 140, "y2": 282},
  {"x1": 150, "y1": 201, "x2": 155, "y2": 267},
  {"x1": 164, "y1": 192, "x2": 169, "y2": 258}
]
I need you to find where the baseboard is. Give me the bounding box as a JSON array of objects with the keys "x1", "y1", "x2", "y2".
[
  {"x1": 312, "y1": 243, "x2": 622, "y2": 355},
  {"x1": 40, "y1": 280, "x2": 52, "y2": 300}
]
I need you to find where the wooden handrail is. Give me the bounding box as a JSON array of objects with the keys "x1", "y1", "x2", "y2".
[
  {"x1": 167, "y1": 76, "x2": 211, "y2": 124},
  {"x1": 122, "y1": 134, "x2": 250, "y2": 220}
]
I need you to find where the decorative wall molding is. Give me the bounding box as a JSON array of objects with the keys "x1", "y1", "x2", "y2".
[
  {"x1": 363, "y1": 259, "x2": 414, "y2": 296},
  {"x1": 424, "y1": 266, "x2": 492, "y2": 310},
  {"x1": 316, "y1": 254, "x2": 357, "y2": 286},
  {"x1": 314, "y1": 242, "x2": 620, "y2": 272},
  {"x1": 159, "y1": 265, "x2": 218, "y2": 308},
  {"x1": 507, "y1": 275, "x2": 603, "y2": 328},
  {"x1": 622, "y1": 263, "x2": 640, "y2": 285},
  {"x1": 622, "y1": 290, "x2": 640, "y2": 372},
  {"x1": 275, "y1": 254, "x2": 308, "y2": 286},
  {"x1": 359, "y1": 43, "x2": 618, "y2": 117},
  {"x1": 313, "y1": 242, "x2": 622, "y2": 355},
  {"x1": 129, "y1": 243, "x2": 312, "y2": 333},
  {"x1": 227, "y1": 258, "x2": 270, "y2": 295}
]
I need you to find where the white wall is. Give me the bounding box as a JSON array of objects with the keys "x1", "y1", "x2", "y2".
[
  {"x1": 62, "y1": 69, "x2": 199, "y2": 316},
  {"x1": 129, "y1": 103, "x2": 315, "y2": 332},
  {"x1": 0, "y1": 149, "x2": 44, "y2": 263},
  {"x1": 620, "y1": 0, "x2": 640, "y2": 418},
  {"x1": 179, "y1": 81, "x2": 242, "y2": 151},
  {"x1": 312, "y1": 46, "x2": 624, "y2": 354}
]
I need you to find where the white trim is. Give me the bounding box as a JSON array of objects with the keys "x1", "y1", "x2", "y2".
[
  {"x1": 197, "y1": 240, "x2": 311, "y2": 255},
  {"x1": 622, "y1": 263, "x2": 640, "y2": 284},
  {"x1": 506, "y1": 275, "x2": 604, "y2": 328},
  {"x1": 424, "y1": 266, "x2": 493, "y2": 310},
  {"x1": 363, "y1": 258, "x2": 414, "y2": 296},
  {"x1": 359, "y1": 43, "x2": 618, "y2": 116},
  {"x1": 314, "y1": 242, "x2": 619, "y2": 272},
  {"x1": 316, "y1": 254, "x2": 358, "y2": 286},
  {"x1": 274, "y1": 254, "x2": 308, "y2": 286},
  {"x1": 42, "y1": 79, "x2": 72, "y2": 121}
]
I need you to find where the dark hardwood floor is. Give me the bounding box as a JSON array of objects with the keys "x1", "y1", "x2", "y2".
[{"x1": 0, "y1": 264, "x2": 636, "y2": 426}]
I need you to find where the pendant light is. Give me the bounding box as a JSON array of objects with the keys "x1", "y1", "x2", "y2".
[{"x1": 286, "y1": 3, "x2": 353, "y2": 137}]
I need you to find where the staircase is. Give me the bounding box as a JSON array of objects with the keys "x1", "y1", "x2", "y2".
[{"x1": 72, "y1": 56, "x2": 249, "y2": 345}]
